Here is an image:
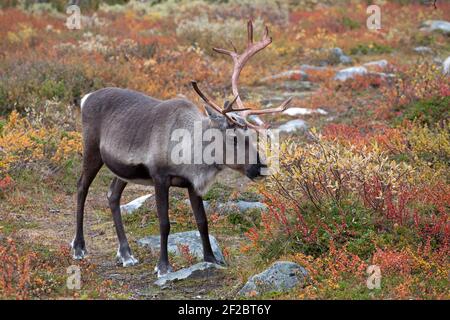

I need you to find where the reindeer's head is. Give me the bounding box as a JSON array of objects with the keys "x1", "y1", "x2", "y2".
[{"x1": 192, "y1": 20, "x2": 292, "y2": 180}]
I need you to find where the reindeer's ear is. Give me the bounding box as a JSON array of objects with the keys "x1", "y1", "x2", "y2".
[
  {"x1": 204, "y1": 105, "x2": 231, "y2": 129},
  {"x1": 204, "y1": 105, "x2": 219, "y2": 118}
]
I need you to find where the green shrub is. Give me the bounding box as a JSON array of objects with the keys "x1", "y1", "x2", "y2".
[
  {"x1": 227, "y1": 209, "x2": 261, "y2": 233},
  {"x1": 342, "y1": 16, "x2": 360, "y2": 30},
  {"x1": 350, "y1": 42, "x2": 393, "y2": 55},
  {"x1": 203, "y1": 182, "x2": 233, "y2": 201},
  {"x1": 397, "y1": 96, "x2": 450, "y2": 126},
  {"x1": 0, "y1": 60, "x2": 102, "y2": 115}
]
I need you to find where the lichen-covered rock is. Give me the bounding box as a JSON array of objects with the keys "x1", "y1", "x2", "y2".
[
  {"x1": 277, "y1": 119, "x2": 308, "y2": 133},
  {"x1": 154, "y1": 262, "x2": 225, "y2": 287},
  {"x1": 334, "y1": 66, "x2": 367, "y2": 81},
  {"x1": 120, "y1": 194, "x2": 152, "y2": 214},
  {"x1": 273, "y1": 81, "x2": 314, "y2": 91},
  {"x1": 329, "y1": 47, "x2": 352, "y2": 65},
  {"x1": 363, "y1": 59, "x2": 389, "y2": 69},
  {"x1": 283, "y1": 107, "x2": 328, "y2": 116},
  {"x1": 443, "y1": 56, "x2": 450, "y2": 75},
  {"x1": 216, "y1": 201, "x2": 267, "y2": 213},
  {"x1": 137, "y1": 230, "x2": 225, "y2": 264},
  {"x1": 183, "y1": 199, "x2": 267, "y2": 214},
  {"x1": 420, "y1": 20, "x2": 450, "y2": 35},
  {"x1": 239, "y1": 261, "x2": 308, "y2": 296},
  {"x1": 260, "y1": 70, "x2": 308, "y2": 82},
  {"x1": 300, "y1": 64, "x2": 329, "y2": 71},
  {"x1": 414, "y1": 46, "x2": 433, "y2": 54}
]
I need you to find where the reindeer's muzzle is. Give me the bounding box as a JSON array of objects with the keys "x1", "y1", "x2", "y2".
[{"x1": 245, "y1": 163, "x2": 266, "y2": 180}]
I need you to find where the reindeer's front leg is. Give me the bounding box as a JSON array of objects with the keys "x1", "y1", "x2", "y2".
[
  {"x1": 154, "y1": 178, "x2": 173, "y2": 277},
  {"x1": 188, "y1": 187, "x2": 221, "y2": 265}
]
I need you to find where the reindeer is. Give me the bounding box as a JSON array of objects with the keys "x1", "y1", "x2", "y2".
[{"x1": 72, "y1": 20, "x2": 291, "y2": 276}]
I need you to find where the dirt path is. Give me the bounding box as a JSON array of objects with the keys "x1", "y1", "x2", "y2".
[{"x1": 6, "y1": 169, "x2": 250, "y2": 299}]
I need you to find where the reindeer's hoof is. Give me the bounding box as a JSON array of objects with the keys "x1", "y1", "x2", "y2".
[
  {"x1": 73, "y1": 250, "x2": 86, "y2": 260},
  {"x1": 71, "y1": 239, "x2": 87, "y2": 260},
  {"x1": 117, "y1": 254, "x2": 139, "y2": 267},
  {"x1": 154, "y1": 263, "x2": 173, "y2": 278},
  {"x1": 116, "y1": 247, "x2": 139, "y2": 267}
]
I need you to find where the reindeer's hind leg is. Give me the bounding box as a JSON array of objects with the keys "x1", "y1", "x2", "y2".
[
  {"x1": 108, "y1": 177, "x2": 138, "y2": 267},
  {"x1": 72, "y1": 143, "x2": 103, "y2": 260}
]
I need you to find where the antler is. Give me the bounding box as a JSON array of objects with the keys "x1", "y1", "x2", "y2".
[
  {"x1": 192, "y1": 20, "x2": 292, "y2": 130},
  {"x1": 191, "y1": 81, "x2": 248, "y2": 127},
  {"x1": 213, "y1": 20, "x2": 272, "y2": 111}
]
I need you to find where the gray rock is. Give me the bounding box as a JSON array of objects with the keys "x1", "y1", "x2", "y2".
[
  {"x1": 218, "y1": 201, "x2": 267, "y2": 213},
  {"x1": 154, "y1": 262, "x2": 225, "y2": 287},
  {"x1": 273, "y1": 81, "x2": 314, "y2": 91},
  {"x1": 334, "y1": 66, "x2": 367, "y2": 81},
  {"x1": 334, "y1": 65, "x2": 393, "y2": 82},
  {"x1": 300, "y1": 64, "x2": 329, "y2": 71},
  {"x1": 120, "y1": 194, "x2": 152, "y2": 214},
  {"x1": 330, "y1": 47, "x2": 344, "y2": 57},
  {"x1": 420, "y1": 20, "x2": 450, "y2": 35},
  {"x1": 443, "y1": 56, "x2": 450, "y2": 75},
  {"x1": 183, "y1": 199, "x2": 267, "y2": 214},
  {"x1": 182, "y1": 199, "x2": 212, "y2": 211},
  {"x1": 414, "y1": 46, "x2": 433, "y2": 54},
  {"x1": 434, "y1": 57, "x2": 443, "y2": 65},
  {"x1": 369, "y1": 72, "x2": 396, "y2": 80},
  {"x1": 239, "y1": 261, "x2": 308, "y2": 296},
  {"x1": 283, "y1": 107, "x2": 328, "y2": 116},
  {"x1": 248, "y1": 115, "x2": 264, "y2": 126},
  {"x1": 260, "y1": 70, "x2": 308, "y2": 82},
  {"x1": 137, "y1": 230, "x2": 225, "y2": 264},
  {"x1": 363, "y1": 59, "x2": 389, "y2": 69},
  {"x1": 329, "y1": 47, "x2": 353, "y2": 65},
  {"x1": 339, "y1": 55, "x2": 353, "y2": 65},
  {"x1": 261, "y1": 91, "x2": 311, "y2": 106},
  {"x1": 277, "y1": 119, "x2": 308, "y2": 133}
]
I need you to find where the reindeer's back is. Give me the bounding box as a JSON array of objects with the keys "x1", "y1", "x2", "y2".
[
  {"x1": 80, "y1": 87, "x2": 203, "y2": 132},
  {"x1": 79, "y1": 87, "x2": 205, "y2": 173}
]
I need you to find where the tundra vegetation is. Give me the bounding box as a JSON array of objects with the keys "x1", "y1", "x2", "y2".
[{"x1": 0, "y1": 0, "x2": 449, "y2": 299}]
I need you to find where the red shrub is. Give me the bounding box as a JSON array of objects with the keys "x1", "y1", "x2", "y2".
[
  {"x1": 0, "y1": 238, "x2": 35, "y2": 300},
  {"x1": 372, "y1": 247, "x2": 412, "y2": 275},
  {"x1": 0, "y1": 175, "x2": 14, "y2": 192}
]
